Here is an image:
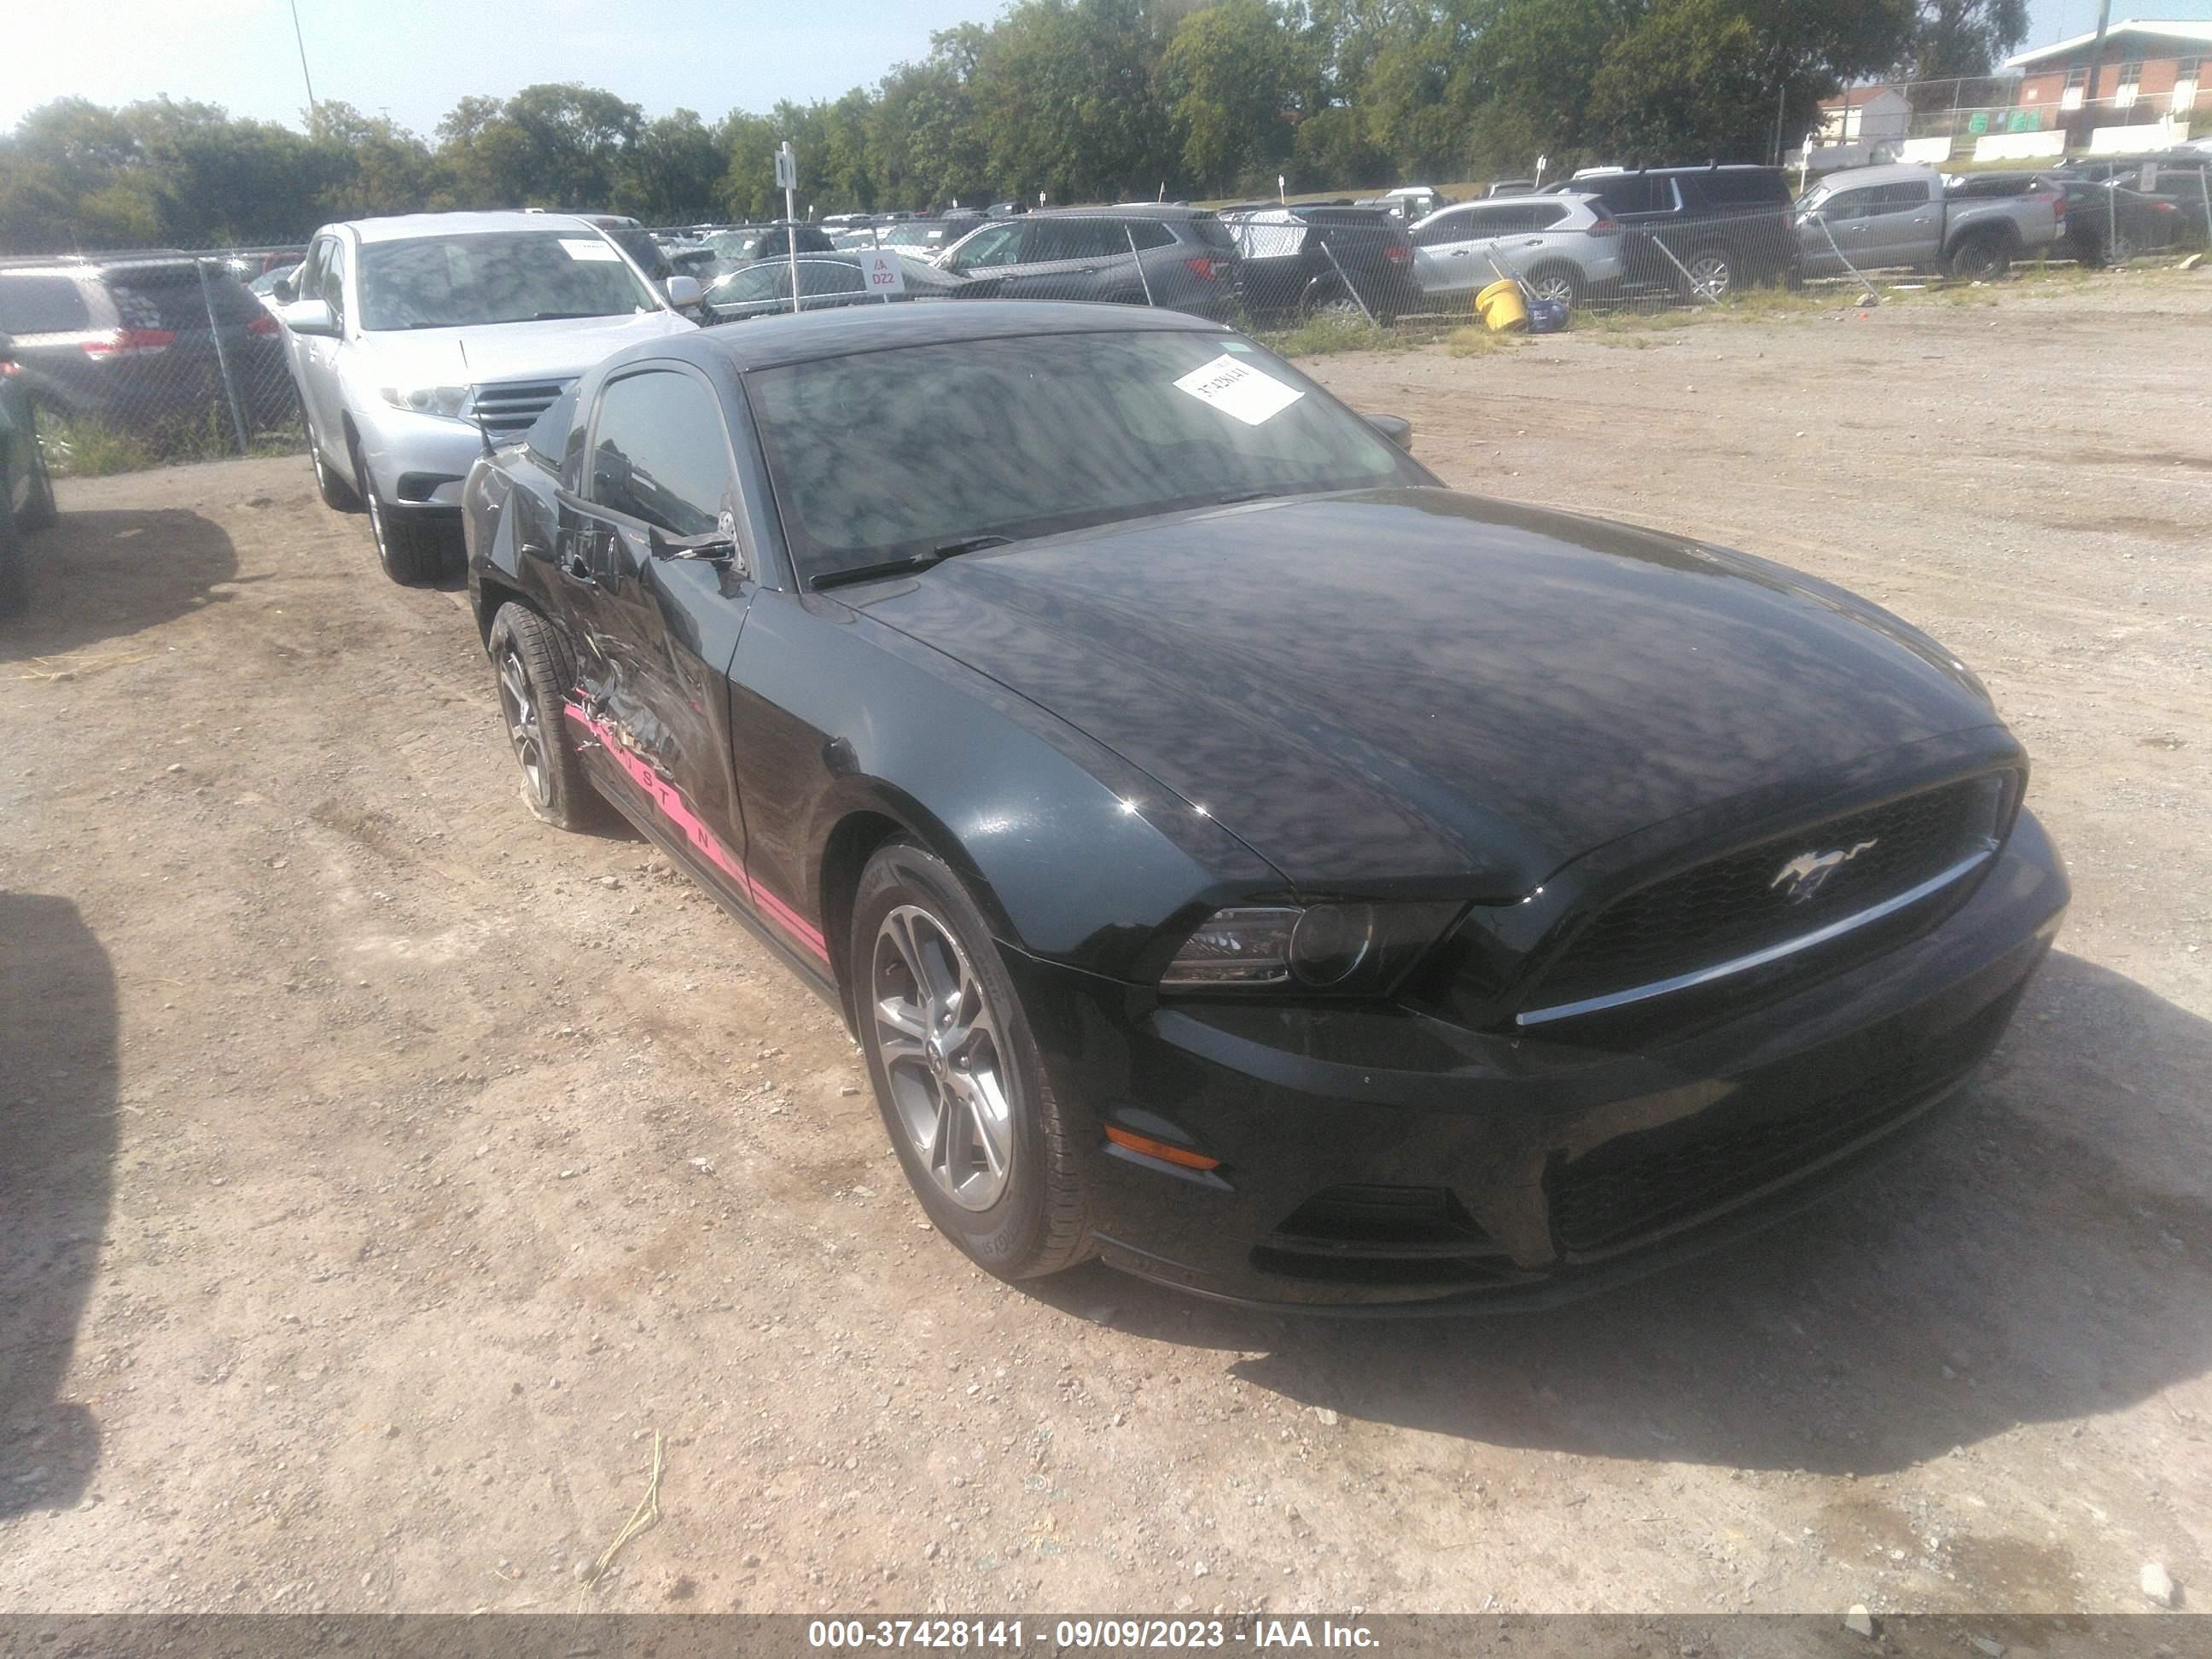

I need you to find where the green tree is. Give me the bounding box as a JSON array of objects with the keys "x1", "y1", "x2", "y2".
[{"x1": 1159, "y1": 0, "x2": 1307, "y2": 193}]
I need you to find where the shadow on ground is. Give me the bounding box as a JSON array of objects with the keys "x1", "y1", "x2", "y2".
[
  {"x1": 0, "y1": 508, "x2": 238, "y2": 661},
  {"x1": 1033, "y1": 952, "x2": 2212, "y2": 1479},
  {"x1": 0, "y1": 894, "x2": 118, "y2": 1517}
]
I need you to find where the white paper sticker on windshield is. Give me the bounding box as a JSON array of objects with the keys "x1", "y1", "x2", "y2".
[
  {"x1": 559, "y1": 237, "x2": 622, "y2": 262},
  {"x1": 1173, "y1": 353, "x2": 1303, "y2": 426}
]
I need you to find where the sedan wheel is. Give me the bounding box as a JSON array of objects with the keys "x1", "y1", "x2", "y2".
[
  {"x1": 1525, "y1": 265, "x2": 1584, "y2": 311},
  {"x1": 497, "y1": 641, "x2": 550, "y2": 812},
  {"x1": 853, "y1": 841, "x2": 1092, "y2": 1278},
  {"x1": 873, "y1": 903, "x2": 1014, "y2": 1211}
]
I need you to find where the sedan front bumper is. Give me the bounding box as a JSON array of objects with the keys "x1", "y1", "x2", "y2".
[{"x1": 1007, "y1": 809, "x2": 2069, "y2": 1313}]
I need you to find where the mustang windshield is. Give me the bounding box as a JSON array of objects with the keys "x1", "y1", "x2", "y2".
[
  {"x1": 745, "y1": 330, "x2": 1418, "y2": 584},
  {"x1": 357, "y1": 232, "x2": 659, "y2": 331}
]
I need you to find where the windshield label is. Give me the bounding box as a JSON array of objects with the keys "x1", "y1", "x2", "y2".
[
  {"x1": 1173, "y1": 353, "x2": 1303, "y2": 426},
  {"x1": 559, "y1": 238, "x2": 622, "y2": 262}
]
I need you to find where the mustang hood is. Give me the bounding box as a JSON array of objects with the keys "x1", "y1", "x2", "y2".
[{"x1": 854, "y1": 489, "x2": 2006, "y2": 893}]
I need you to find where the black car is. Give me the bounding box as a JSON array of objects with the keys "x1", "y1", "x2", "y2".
[
  {"x1": 1222, "y1": 205, "x2": 1423, "y2": 324},
  {"x1": 0, "y1": 253, "x2": 297, "y2": 451},
  {"x1": 701, "y1": 254, "x2": 963, "y2": 322},
  {"x1": 1555, "y1": 165, "x2": 1802, "y2": 298},
  {"x1": 462, "y1": 302, "x2": 2067, "y2": 1313}
]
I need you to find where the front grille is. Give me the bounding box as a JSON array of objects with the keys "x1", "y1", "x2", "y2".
[
  {"x1": 1545, "y1": 992, "x2": 2016, "y2": 1254},
  {"x1": 1533, "y1": 778, "x2": 1994, "y2": 1010},
  {"x1": 473, "y1": 379, "x2": 571, "y2": 436}
]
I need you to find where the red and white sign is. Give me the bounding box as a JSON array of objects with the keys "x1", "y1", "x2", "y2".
[{"x1": 856, "y1": 249, "x2": 907, "y2": 297}]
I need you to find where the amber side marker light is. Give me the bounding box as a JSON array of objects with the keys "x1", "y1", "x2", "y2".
[{"x1": 1104, "y1": 1126, "x2": 1221, "y2": 1172}]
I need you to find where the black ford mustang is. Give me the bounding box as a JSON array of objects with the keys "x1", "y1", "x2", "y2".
[{"x1": 462, "y1": 301, "x2": 2067, "y2": 1313}]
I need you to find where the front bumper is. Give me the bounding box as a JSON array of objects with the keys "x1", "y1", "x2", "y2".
[
  {"x1": 1007, "y1": 809, "x2": 2069, "y2": 1313},
  {"x1": 353, "y1": 404, "x2": 488, "y2": 509}
]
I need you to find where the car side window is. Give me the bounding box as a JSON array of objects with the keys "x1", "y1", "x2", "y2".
[
  {"x1": 719, "y1": 265, "x2": 785, "y2": 304},
  {"x1": 1127, "y1": 219, "x2": 1176, "y2": 251},
  {"x1": 1413, "y1": 209, "x2": 1478, "y2": 247},
  {"x1": 950, "y1": 223, "x2": 1023, "y2": 271},
  {"x1": 1528, "y1": 202, "x2": 1573, "y2": 230},
  {"x1": 0, "y1": 275, "x2": 91, "y2": 335},
  {"x1": 317, "y1": 242, "x2": 346, "y2": 327},
  {"x1": 1877, "y1": 182, "x2": 1934, "y2": 212},
  {"x1": 798, "y1": 261, "x2": 866, "y2": 297},
  {"x1": 1821, "y1": 188, "x2": 1880, "y2": 222},
  {"x1": 589, "y1": 370, "x2": 734, "y2": 539}
]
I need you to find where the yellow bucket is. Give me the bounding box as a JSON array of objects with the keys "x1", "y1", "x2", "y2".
[{"x1": 1476, "y1": 278, "x2": 1529, "y2": 333}]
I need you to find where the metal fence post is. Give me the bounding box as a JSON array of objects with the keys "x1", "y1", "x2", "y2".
[
  {"x1": 1126, "y1": 224, "x2": 1156, "y2": 306},
  {"x1": 1316, "y1": 238, "x2": 1377, "y2": 324},
  {"x1": 196, "y1": 256, "x2": 252, "y2": 455},
  {"x1": 2200, "y1": 167, "x2": 2211, "y2": 252}
]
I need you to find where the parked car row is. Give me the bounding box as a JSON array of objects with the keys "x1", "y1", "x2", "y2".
[{"x1": 0, "y1": 326, "x2": 62, "y2": 614}]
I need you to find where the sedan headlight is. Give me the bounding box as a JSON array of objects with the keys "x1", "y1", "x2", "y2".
[
  {"x1": 1160, "y1": 902, "x2": 1463, "y2": 995},
  {"x1": 379, "y1": 384, "x2": 475, "y2": 421}
]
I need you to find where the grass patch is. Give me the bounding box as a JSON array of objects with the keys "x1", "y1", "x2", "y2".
[
  {"x1": 44, "y1": 409, "x2": 306, "y2": 479},
  {"x1": 1443, "y1": 324, "x2": 1535, "y2": 357},
  {"x1": 1258, "y1": 311, "x2": 1408, "y2": 357}
]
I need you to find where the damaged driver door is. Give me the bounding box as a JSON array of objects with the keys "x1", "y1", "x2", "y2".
[{"x1": 568, "y1": 363, "x2": 757, "y2": 906}]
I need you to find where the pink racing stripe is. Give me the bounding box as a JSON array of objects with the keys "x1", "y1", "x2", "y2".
[{"x1": 563, "y1": 702, "x2": 830, "y2": 963}]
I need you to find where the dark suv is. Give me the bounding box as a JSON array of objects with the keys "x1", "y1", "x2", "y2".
[
  {"x1": 1555, "y1": 165, "x2": 1802, "y2": 298},
  {"x1": 1223, "y1": 204, "x2": 1422, "y2": 324},
  {"x1": 935, "y1": 206, "x2": 1240, "y2": 322},
  {"x1": 0, "y1": 253, "x2": 295, "y2": 451}
]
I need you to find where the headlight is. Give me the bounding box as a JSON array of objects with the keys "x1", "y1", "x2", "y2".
[
  {"x1": 1159, "y1": 901, "x2": 1463, "y2": 995},
  {"x1": 379, "y1": 384, "x2": 474, "y2": 421}
]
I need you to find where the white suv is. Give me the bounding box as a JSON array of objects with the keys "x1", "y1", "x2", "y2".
[
  {"x1": 276, "y1": 211, "x2": 700, "y2": 583},
  {"x1": 1408, "y1": 192, "x2": 1625, "y2": 311}
]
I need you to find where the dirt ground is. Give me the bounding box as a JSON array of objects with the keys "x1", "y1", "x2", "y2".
[{"x1": 2, "y1": 274, "x2": 2208, "y2": 1627}]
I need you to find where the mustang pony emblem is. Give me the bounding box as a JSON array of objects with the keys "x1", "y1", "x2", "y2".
[{"x1": 1770, "y1": 840, "x2": 1879, "y2": 905}]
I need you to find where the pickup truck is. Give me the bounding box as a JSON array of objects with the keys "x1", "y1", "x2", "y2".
[{"x1": 1796, "y1": 162, "x2": 2063, "y2": 281}]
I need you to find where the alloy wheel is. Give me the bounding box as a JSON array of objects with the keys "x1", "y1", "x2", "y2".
[
  {"x1": 497, "y1": 643, "x2": 550, "y2": 806},
  {"x1": 1687, "y1": 254, "x2": 1732, "y2": 300},
  {"x1": 1528, "y1": 271, "x2": 1578, "y2": 308},
  {"x1": 872, "y1": 902, "x2": 1015, "y2": 1212}
]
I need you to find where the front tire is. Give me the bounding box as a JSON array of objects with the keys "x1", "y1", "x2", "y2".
[
  {"x1": 487, "y1": 603, "x2": 601, "y2": 831},
  {"x1": 355, "y1": 434, "x2": 457, "y2": 585},
  {"x1": 853, "y1": 841, "x2": 1092, "y2": 1281},
  {"x1": 310, "y1": 422, "x2": 362, "y2": 513}
]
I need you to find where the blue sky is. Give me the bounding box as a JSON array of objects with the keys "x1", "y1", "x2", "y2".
[{"x1": 6, "y1": 0, "x2": 2212, "y2": 136}]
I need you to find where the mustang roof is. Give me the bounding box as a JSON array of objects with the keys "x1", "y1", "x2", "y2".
[{"x1": 690, "y1": 300, "x2": 1228, "y2": 372}]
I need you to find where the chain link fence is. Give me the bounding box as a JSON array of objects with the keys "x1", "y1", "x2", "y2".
[{"x1": 0, "y1": 248, "x2": 306, "y2": 479}]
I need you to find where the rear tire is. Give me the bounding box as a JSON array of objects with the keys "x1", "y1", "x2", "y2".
[
  {"x1": 1680, "y1": 247, "x2": 1735, "y2": 300},
  {"x1": 354, "y1": 434, "x2": 458, "y2": 585},
  {"x1": 487, "y1": 602, "x2": 602, "y2": 832},
  {"x1": 853, "y1": 841, "x2": 1093, "y2": 1282},
  {"x1": 1948, "y1": 231, "x2": 2012, "y2": 281},
  {"x1": 1524, "y1": 262, "x2": 1586, "y2": 311}
]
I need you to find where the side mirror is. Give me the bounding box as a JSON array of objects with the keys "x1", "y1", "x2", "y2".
[
  {"x1": 271, "y1": 269, "x2": 299, "y2": 303},
  {"x1": 1365, "y1": 413, "x2": 1414, "y2": 451},
  {"x1": 665, "y1": 275, "x2": 704, "y2": 308},
  {"x1": 282, "y1": 300, "x2": 341, "y2": 338}
]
